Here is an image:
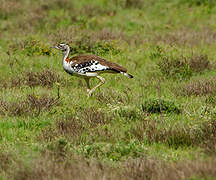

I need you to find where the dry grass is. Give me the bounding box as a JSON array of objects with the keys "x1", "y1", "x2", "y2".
[
  {"x1": 0, "y1": 94, "x2": 58, "y2": 116},
  {"x1": 17, "y1": 6, "x2": 47, "y2": 32},
  {"x1": 25, "y1": 70, "x2": 61, "y2": 88},
  {"x1": 95, "y1": 89, "x2": 127, "y2": 104},
  {"x1": 1, "y1": 69, "x2": 62, "y2": 89},
  {"x1": 12, "y1": 158, "x2": 117, "y2": 180},
  {"x1": 48, "y1": 26, "x2": 123, "y2": 49},
  {"x1": 80, "y1": 107, "x2": 107, "y2": 128},
  {"x1": 201, "y1": 119, "x2": 216, "y2": 154},
  {"x1": 0, "y1": 151, "x2": 13, "y2": 172},
  {"x1": 0, "y1": 150, "x2": 120, "y2": 180},
  {"x1": 0, "y1": 77, "x2": 23, "y2": 89},
  {"x1": 130, "y1": 118, "x2": 216, "y2": 151},
  {"x1": 2, "y1": 150, "x2": 216, "y2": 180},
  {"x1": 124, "y1": 158, "x2": 216, "y2": 180},
  {"x1": 40, "y1": 115, "x2": 84, "y2": 142},
  {"x1": 189, "y1": 54, "x2": 210, "y2": 73},
  {"x1": 93, "y1": 28, "x2": 124, "y2": 41},
  {"x1": 0, "y1": 0, "x2": 22, "y2": 19},
  {"x1": 47, "y1": 26, "x2": 78, "y2": 44},
  {"x1": 40, "y1": 108, "x2": 109, "y2": 142},
  {"x1": 176, "y1": 77, "x2": 216, "y2": 96},
  {"x1": 27, "y1": 94, "x2": 58, "y2": 111},
  {"x1": 155, "y1": 27, "x2": 216, "y2": 46},
  {"x1": 158, "y1": 54, "x2": 211, "y2": 80},
  {"x1": 0, "y1": 79, "x2": 8, "y2": 89},
  {"x1": 130, "y1": 119, "x2": 157, "y2": 142},
  {"x1": 56, "y1": 117, "x2": 84, "y2": 138},
  {"x1": 0, "y1": 0, "x2": 73, "y2": 33}
]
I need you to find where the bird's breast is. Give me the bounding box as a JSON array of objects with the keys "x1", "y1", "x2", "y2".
[
  {"x1": 64, "y1": 68, "x2": 73, "y2": 75},
  {"x1": 63, "y1": 61, "x2": 73, "y2": 75}
]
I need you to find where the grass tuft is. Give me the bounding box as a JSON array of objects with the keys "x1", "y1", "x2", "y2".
[
  {"x1": 80, "y1": 107, "x2": 107, "y2": 128},
  {"x1": 176, "y1": 77, "x2": 216, "y2": 96},
  {"x1": 40, "y1": 108, "x2": 108, "y2": 142},
  {"x1": 25, "y1": 70, "x2": 61, "y2": 88},
  {"x1": 1, "y1": 69, "x2": 62, "y2": 89},
  {"x1": 40, "y1": 115, "x2": 84, "y2": 142},
  {"x1": 131, "y1": 118, "x2": 216, "y2": 150},
  {"x1": 0, "y1": 151, "x2": 13, "y2": 172},
  {"x1": 158, "y1": 54, "x2": 211, "y2": 80},
  {"x1": 0, "y1": 94, "x2": 58, "y2": 116},
  {"x1": 189, "y1": 54, "x2": 210, "y2": 73},
  {"x1": 201, "y1": 119, "x2": 216, "y2": 154}
]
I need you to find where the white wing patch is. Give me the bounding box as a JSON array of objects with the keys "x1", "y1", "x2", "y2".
[{"x1": 71, "y1": 60, "x2": 109, "y2": 74}]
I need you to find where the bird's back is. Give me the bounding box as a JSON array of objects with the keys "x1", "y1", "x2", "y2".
[{"x1": 69, "y1": 55, "x2": 127, "y2": 73}]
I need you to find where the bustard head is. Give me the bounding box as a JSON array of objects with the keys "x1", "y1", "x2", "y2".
[{"x1": 52, "y1": 43, "x2": 70, "y2": 52}]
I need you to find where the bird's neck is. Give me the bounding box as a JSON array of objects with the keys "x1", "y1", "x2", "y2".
[{"x1": 62, "y1": 47, "x2": 70, "y2": 65}]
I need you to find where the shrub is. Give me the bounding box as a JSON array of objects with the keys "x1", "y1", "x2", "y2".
[
  {"x1": 141, "y1": 99, "x2": 181, "y2": 114},
  {"x1": 9, "y1": 38, "x2": 53, "y2": 56},
  {"x1": 24, "y1": 39, "x2": 53, "y2": 56},
  {"x1": 76, "y1": 141, "x2": 144, "y2": 161},
  {"x1": 116, "y1": 108, "x2": 138, "y2": 121}
]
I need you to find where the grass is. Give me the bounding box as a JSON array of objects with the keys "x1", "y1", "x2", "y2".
[{"x1": 0, "y1": 0, "x2": 216, "y2": 179}]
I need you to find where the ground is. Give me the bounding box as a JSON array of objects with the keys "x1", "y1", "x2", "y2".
[{"x1": 0, "y1": 0, "x2": 216, "y2": 179}]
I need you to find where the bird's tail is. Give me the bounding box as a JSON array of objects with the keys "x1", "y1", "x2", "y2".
[{"x1": 120, "y1": 72, "x2": 134, "y2": 78}]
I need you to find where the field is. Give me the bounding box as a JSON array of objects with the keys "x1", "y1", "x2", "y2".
[{"x1": 0, "y1": 0, "x2": 216, "y2": 179}]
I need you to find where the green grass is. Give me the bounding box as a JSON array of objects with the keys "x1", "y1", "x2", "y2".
[{"x1": 0, "y1": 0, "x2": 216, "y2": 179}]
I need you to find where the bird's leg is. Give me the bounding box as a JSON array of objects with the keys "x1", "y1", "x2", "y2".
[
  {"x1": 88, "y1": 76, "x2": 105, "y2": 97},
  {"x1": 84, "y1": 78, "x2": 91, "y2": 93}
]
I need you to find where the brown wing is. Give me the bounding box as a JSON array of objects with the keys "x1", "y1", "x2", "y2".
[{"x1": 69, "y1": 55, "x2": 127, "y2": 73}]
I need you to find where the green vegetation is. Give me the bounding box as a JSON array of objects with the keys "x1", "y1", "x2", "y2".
[{"x1": 0, "y1": 0, "x2": 216, "y2": 179}]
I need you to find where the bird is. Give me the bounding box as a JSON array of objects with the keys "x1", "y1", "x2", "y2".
[{"x1": 52, "y1": 43, "x2": 133, "y2": 97}]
